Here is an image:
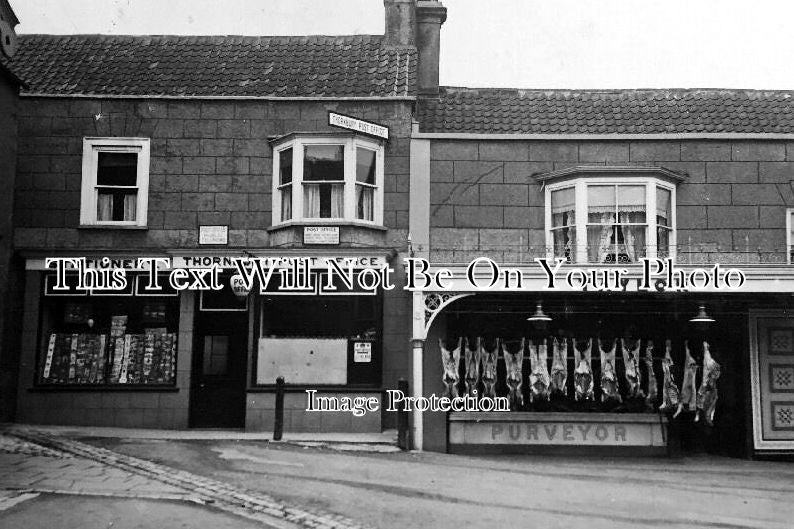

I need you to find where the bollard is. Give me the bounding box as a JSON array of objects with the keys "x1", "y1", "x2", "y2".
[
  {"x1": 273, "y1": 376, "x2": 285, "y2": 441},
  {"x1": 397, "y1": 378, "x2": 411, "y2": 450}
]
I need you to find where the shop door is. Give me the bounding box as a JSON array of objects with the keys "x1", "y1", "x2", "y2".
[
  {"x1": 752, "y1": 316, "x2": 794, "y2": 451},
  {"x1": 189, "y1": 311, "x2": 248, "y2": 428}
]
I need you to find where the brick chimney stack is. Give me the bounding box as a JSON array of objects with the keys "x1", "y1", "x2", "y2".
[{"x1": 416, "y1": 1, "x2": 447, "y2": 96}]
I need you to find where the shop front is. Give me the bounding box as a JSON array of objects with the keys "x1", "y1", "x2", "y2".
[
  {"x1": 412, "y1": 264, "x2": 794, "y2": 458},
  {"x1": 16, "y1": 251, "x2": 399, "y2": 433}
]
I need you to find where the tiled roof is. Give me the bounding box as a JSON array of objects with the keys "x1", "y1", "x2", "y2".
[
  {"x1": 417, "y1": 87, "x2": 794, "y2": 133},
  {"x1": 3, "y1": 34, "x2": 416, "y2": 98}
]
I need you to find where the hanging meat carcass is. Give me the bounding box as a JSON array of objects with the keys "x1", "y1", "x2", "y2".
[
  {"x1": 502, "y1": 338, "x2": 525, "y2": 410},
  {"x1": 644, "y1": 340, "x2": 659, "y2": 410},
  {"x1": 659, "y1": 339, "x2": 680, "y2": 413},
  {"x1": 528, "y1": 339, "x2": 551, "y2": 402},
  {"x1": 621, "y1": 338, "x2": 644, "y2": 399},
  {"x1": 574, "y1": 338, "x2": 594, "y2": 401},
  {"x1": 599, "y1": 338, "x2": 622, "y2": 404},
  {"x1": 480, "y1": 338, "x2": 499, "y2": 400},
  {"x1": 696, "y1": 341, "x2": 721, "y2": 426},
  {"x1": 463, "y1": 338, "x2": 481, "y2": 397},
  {"x1": 439, "y1": 337, "x2": 462, "y2": 398},
  {"x1": 550, "y1": 337, "x2": 568, "y2": 398},
  {"x1": 675, "y1": 340, "x2": 698, "y2": 418}
]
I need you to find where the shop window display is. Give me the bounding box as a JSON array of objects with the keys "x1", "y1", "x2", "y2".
[
  {"x1": 38, "y1": 295, "x2": 179, "y2": 386},
  {"x1": 440, "y1": 304, "x2": 725, "y2": 424}
]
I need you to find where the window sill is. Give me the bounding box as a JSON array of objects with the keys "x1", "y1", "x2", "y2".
[
  {"x1": 79, "y1": 224, "x2": 149, "y2": 230},
  {"x1": 267, "y1": 220, "x2": 388, "y2": 232},
  {"x1": 247, "y1": 385, "x2": 384, "y2": 393},
  {"x1": 29, "y1": 385, "x2": 179, "y2": 392}
]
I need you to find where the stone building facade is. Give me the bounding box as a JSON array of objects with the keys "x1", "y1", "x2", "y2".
[{"x1": 2, "y1": 0, "x2": 447, "y2": 432}]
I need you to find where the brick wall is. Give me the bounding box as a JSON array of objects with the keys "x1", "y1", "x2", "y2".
[
  {"x1": 428, "y1": 139, "x2": 794, "y2": 263},
  {"x1": 14, "y1": 98, "x2": 412, "y2": 250}
]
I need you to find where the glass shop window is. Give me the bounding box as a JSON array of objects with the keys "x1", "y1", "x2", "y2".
[{"x1": 37, "y1": 294, "x2": 179, "y2": 386}]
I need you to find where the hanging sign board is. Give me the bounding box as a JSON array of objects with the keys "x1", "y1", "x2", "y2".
[
  {"x1": 199, "y1": 225, "x2": 228, "y2": 245},
  {"x1": 304, "y1": 226, "x2": 340, "y2": 245},
  {"x1": 328, "y1": 112, "x2": 389, "y2": 140},
  {"x1": 353, "y1": 342, "x2": 372, "y2": 363}
]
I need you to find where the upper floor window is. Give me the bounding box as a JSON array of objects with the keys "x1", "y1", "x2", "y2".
[
  {"x1": 80, "y1": 138, "x2": 150, "y2": 227},
  {"x1": 271, "y1": 134, "x2": 384, "y2": 226},
  {"x1": 541, "y1": 166, "x2": 683, "y2": 264}
]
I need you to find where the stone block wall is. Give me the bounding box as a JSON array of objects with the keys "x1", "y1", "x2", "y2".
[
  {"x1": 0, "y1": 73, "x2": 19, "y2": 422},
  {"x1": 428, "y1": 139, "x2": 794, "y2": 264},
  {"x1": 14, "y1": 98, "x2": 413, "y2": 250},
  {"x1": 246, "y1": 391, "x2": 381, "y2": 433}
]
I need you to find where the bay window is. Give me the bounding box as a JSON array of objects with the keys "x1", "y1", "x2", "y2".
[
  {"x1": 271, "y1": 134, "x2": 384, "y2": 226},
  {"x1": 541, "y1": 166, "x2": 683, "y2": 263}
]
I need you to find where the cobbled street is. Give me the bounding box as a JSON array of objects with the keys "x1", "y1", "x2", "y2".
[{"x1": 1, "y1": 425, "x2": 794, "y2": 529}]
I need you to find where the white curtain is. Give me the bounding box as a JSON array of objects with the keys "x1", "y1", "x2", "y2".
[
  {"x1": 304, "y1": 185, "x2": 320, "y2": 217},
  {"x1": 281, "y1": 188, "x2": 292, "y2": 221},
  {"x1": 356, "y1": 185, "x2": 374, "y2": 221},
  {"x1": 330, "y1": 184, "x2": 344, "y2": 218},
  {"x1": 123, "y1": 194, "x2": 137, "y2": 221},
  {"x1": 97, "y1": 194, "x2": 113, "y2": 221}
]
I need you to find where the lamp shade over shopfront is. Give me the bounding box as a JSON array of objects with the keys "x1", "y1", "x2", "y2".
[
  {"x1": 527, "y1": 302, "x2": 552, "y2": 324},
  {"x1": 689, "y1": 305, "x2": 716, "y2": 324}
]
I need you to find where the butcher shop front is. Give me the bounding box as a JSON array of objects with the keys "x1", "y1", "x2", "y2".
[{"x1": 411, "y1": 264, "x2": 794, "y2": 458}]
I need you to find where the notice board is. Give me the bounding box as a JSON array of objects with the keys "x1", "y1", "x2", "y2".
[{"x1": 257, "y1": 337, "x2": 347, "y2": 385}]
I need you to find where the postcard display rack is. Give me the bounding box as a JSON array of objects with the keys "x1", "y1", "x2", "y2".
[{"x1": 40, "y1": 303, "x2": 177, "y2": 386}]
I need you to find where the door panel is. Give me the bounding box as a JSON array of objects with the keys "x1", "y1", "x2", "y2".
[
  {"x1": 190, "y1": 312, "x2": 248, "y2": 428},
  {"x1": 752, "y1": 317, "x2": 794, "y2": 450}
]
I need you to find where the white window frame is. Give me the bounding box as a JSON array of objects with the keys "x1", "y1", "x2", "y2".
[
  {"x1": 271, "y1": 135, "x2": 385, "y2": 226},
  {"x1": 787, "y1": 208, "x2": 794, "y2": 264},
  {"x1": 544, "y1": 176, "x2": 677, "y2": 263},
  {"x1": 80, "y1": 137, "x2": 150, "y2": 227}
]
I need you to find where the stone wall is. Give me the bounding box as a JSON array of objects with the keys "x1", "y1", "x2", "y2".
[
  {"x1": 0, "y1": 72, "x2": 19, "y2": 421},
  {"x1": 14, "y1": 98, "x2": 412, "y2": 250},
  {"x1": 428, "y1": 139, "x2": 794, "y2": 264}
]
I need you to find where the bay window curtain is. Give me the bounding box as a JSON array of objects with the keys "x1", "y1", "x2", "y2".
[
  {"x1": 356, "y1": 185, "x2": 374, "y2": 221},
  {"x1": 304, "y1": 185, "x2": 320, "y2": 217},
  {"x1": 587, "y1": 186, "x2": 616, "y2": 262},
  {"x1": 280, "y1": 188, "x2": 292, "y2": 221},
  {"x1": 617, "y1": 186, "x2": 646, "y2": 262},
  {"x1": 330, "y1": 184, "x2": 344, "y2": 218},
  {"x1": 551, "y1": 187, "x2": 576, "y2": 259}
]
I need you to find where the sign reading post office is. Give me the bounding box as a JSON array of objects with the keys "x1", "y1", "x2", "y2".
[{"x1": 328, "y1": 112, "x2": 389, "y2": 140}]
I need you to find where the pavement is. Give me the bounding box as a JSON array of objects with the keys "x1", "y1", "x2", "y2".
[
  {"x1": 1, "y1": 424, "x2": 794, "y2": 529},
  {"x1": 0, "y1": 424, "x2": 373, "y2": 529}
]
